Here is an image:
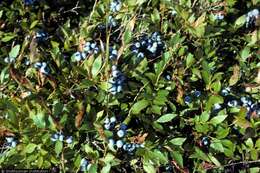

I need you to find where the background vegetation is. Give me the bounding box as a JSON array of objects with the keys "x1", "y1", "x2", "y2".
[{"x1": 0, "y1": 0, "x2": 260, "y2": 172}]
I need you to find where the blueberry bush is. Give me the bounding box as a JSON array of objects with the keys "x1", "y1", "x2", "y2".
[{"x1": 0, "y1": 0, "x2": 260, "y2": 172}]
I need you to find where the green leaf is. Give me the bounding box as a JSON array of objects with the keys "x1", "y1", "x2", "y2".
[
  {"x1": 1, "y1": 34, "x2": 16, "y2": 42},
  {"x1": 235, "y1": 15, "x2": 246, "y2": 28},
  {"x1": 30, "y1": 109, "x2": 46, "y2": 128},
  {"x1": 143, "y1": 162, "x2": 156, "y2": 173},
  {"x1": 30, "y1": 20, "x2": 39, "y2": 29},
  {"x1": 245, "y1": 138, "x2": 254, "y2": 149},
  {"x1": 89, "y1": 163, "x2": 98, "y2": 173},
  {"x1": 202, "y1": 69, "x2": 211, "y2": 85},
  {"x1": 103, "y1": 153, "x2": 115, "y2": 163},
  {"x1": 132, "y1": 100, "x2": 149, "y2": 115},
  {"x1": 101, "y1": 164, "x2": 111, "y2": 173},
  {"x1": 211, "y1": 80, "x2": 221, "y2": 93},
  {"x1": 190, "y1": 147, "x2": 210, "y2": 162},
  {"x1": 171, "y1": 151, "x2": 183, "y2": 167},
  {"x1": 151, "y1": 9, "x2": 160, "y2": 23},
  {"x1": 91, "y1": 56, "x2": 102, "y2": 77},
  {"x1": 55, "y1": 140, "x2": 63, "y2": 155},
  {"x1": 210, "y1": 139, "x2": 224, "y2": 152},
  {"x1": 25, "y1": 143, "x2": 37, "y2": 153},
  {"x1": 186, "y1": 53, "x2": 195, "y2": 68},
  {"x1": 210, "y1": 115, "x2": 228, "y2": 125},
  {"x1": 156, "y1": 114, "x2": 177, "y2": 123},
  {"x1": 123, "y1": 28, "x2": 132, "y2": 44},
  {"x1": 170, "y1": 138, "x2": 186, "y2": 146},
  {"x1": 208, "y1": 153, "x2": 221, "y2": 166},
  {"x1": 200, "y1": 111, "x2": 210, "y2": 123},
  {"x1": 241, "y1": 47, "x2": 250, "y2": 61},
  {"x1": 84, "y1": 144, "x2": 94, "y2": 154},
  {"x1": 9, "y1": 45, "x2": 20, "y2": 58},
  {"x1": 206, "y1": 95, "x2": 223, "y2": 111}
]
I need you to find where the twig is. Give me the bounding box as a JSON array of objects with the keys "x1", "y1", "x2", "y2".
[
  {"x1": 123, "y1": 82, "x2": 149, "y2": 124},
  {"x1": 206, "y1": 160, "x2": 260, "y2": 171},
  {"x1": 63, "y1": 1, "x2": 81, "y2": 15}
]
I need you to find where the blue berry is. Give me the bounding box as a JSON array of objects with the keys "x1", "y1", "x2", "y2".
[
  {"x1": 11, "y1": 141, "x2": 17, "y2": 148},
  {"x1": 137, "y1": 52, "x2": 144, "y2": 59},
  {"x1": 58, "y1": 134, "x2": 64, "y2": 142},
  {"x1": 24, "y1": 0, "x2": 36, "y2": 5},
  {"x1": 80, "y1": 158, "x2": 89, "y2": 171},
  {"x1": 135, "y1": 42, "x2": 141, "y2": 48},
  {"x1": 108, "y1": 16, "x2": 117, "y2": 27},
  {"x1": 104, "y1": 117, "x2": 110, "y2": 124},
  {"x1": 201, "y1": 137, "x2": 210, "y2": 146},
  {"x1": 194, "y1": 90, "x2": 201, "y2": 98},
  {"x1": 112, "y1": 70, "x2": 120, "y2": 78},
  {"x1": 184, "y1": 96, "x2": 192, "y2": 104},
  {"x1": 227, "y1": 100, "x2": 238, "y2": 107},
  {"x1": 127, "y1": 146, "x2": 135, "y2": 152},
  {"x1": 104, "y1": 123, "x2": 111, "y2": 130},
  {"x1": 51, "y1": 133, "x2": 59, "y2": 142},
  {"x1": 246, "y1": 9, "x2": 260, "y2": 28},
  {"x1": 119, "y1": 123, "x2": 128, "y2": 130},
  {"x1": 65, "y1": 136, "x2": 73, "y2": 144},
  {"x1": 221, "y1": 87, "x2": 230, "y2": 96},
  {"x1": 112, "y1": 65, "x2": 117, "y2": 71},
  {"x1": 165, "y1": 74, "x2": 171, "y2": 81},
  {"x1": 39, "y1": 62, "x2": 50, "y2": 75},
  {"x1": 110, "y1": 117, "x2": 116, "y2": 123},
  {"x1": 116, "y1": 140, "x2": 124, "y2": 148},
  {"x1": 108, "y1": 139, "x2": 115, "y2": 146},
  {"x1": 34, "y1": 62, "x2": 42, "y2": 69},
  {"x1": 6, "y1": 137, "x2": 14, "y2": 143},
  {"x1": 116, "y1": 85, "x2": 122, "y2": 93},
  {"x1": 35, "y1": 31, "x2": 48, "y2": 42},
  {"x1": 213, "y1": 103, "x2": 222, "y2": 110},
  {"x1": 4, "y1": 57, "x2": 15, "y2": 64},
  {"x1": 110, "y1": 0, "x2": 122, "y2": 12},
  {"x1": 117, "y1": 129, "x2": 125, "y2": 138},
  {"x1": 123, "y1": 144, "x2": 128, "y2": 151}
]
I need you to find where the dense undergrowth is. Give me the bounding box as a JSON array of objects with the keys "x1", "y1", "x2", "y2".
[{"x1": 0, "y1": 0, "x2": 260, "y2": 172}]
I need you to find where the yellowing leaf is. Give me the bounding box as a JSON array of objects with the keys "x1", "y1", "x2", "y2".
[{"x1": 229, "y1": 65, "x2": 240, "y2": 86}]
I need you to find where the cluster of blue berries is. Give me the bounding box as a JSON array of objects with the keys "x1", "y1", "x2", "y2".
[
  {"x1": 34, "y1": 62, "x2": 50, "y2": 75},
  {"x1": 24, "y1": 0, "x2": 37, "y2": 6},
  {"x1": 104, "y1": 117, "x2": 144, "y2": 153},
  {"x1": 214, "y1": 13, "x2": 224, "y2": 20},
  {"x1": 72, "y1": 41, "x2": 99, "y2": 62},
  {"x1": 108, "y1": 65, "x2": 125, "y2": 95},
  {"x1": 80, "y1": 158, "x2": 91, "y2": 172},
  {"x1": 4, "y1": 56, "x2": 15, "y2": 64},
  {"x1": 184, "y1": 90, "x2": 202, "y2": 105},
  {"x1": 110, "y1": 0, "x2": 122, "y2": 13},
  {"x1": 104, "y1": 116, "x2": 117, "y2": 130},
  {"x1": 4, "y1": 136, "x2": 17, "y2": 148},
  {"x1": 94, "y1": 17, "x2": 120, "y2": 43},
  {"x1": 51, "y1": 132, "x2": 73, "y2": 144},
  {"x1": 130, "y1": 32, "x2": 165, "y2": 59},
  {"x1": 245, "y1": 9, "x2": 260, "y2": 28},
  {"x1": 35, "y1": 31, "x2": 48, "y2": 43},
  {"x1": 109, "y1": 47, "x2": 118, "y2": 60},
  {"x1": 211, "y1": 87, "x2": 260, "y2": 119},
  {"x1": 108, "y1": 15, "x2": 117, "y2": 27}
]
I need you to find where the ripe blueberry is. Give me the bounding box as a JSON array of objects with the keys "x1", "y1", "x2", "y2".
[
  {"x1": 116, "y1": 140, "x2": 124, "y2": 148},
  {"x1": 117, "y1": 129, "x2": 125, "y2": 138}
]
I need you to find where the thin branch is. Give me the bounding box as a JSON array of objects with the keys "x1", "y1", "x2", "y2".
[
  {"x1": 206, "y1": 160, "x2": 260, "y2": 171},
  {"x1": 63, "y1": 1, "x2": 81, "y2": 15}
]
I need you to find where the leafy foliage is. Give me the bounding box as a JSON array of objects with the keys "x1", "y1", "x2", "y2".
[{"x1": 0, "y1": 0, "x2": 260, "y2": 172}]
